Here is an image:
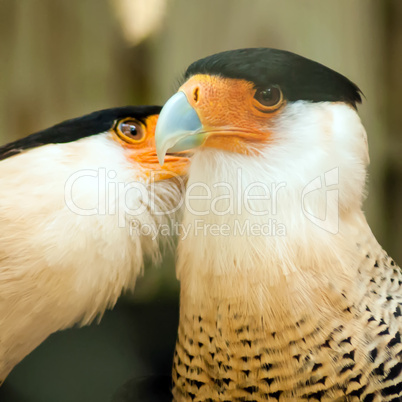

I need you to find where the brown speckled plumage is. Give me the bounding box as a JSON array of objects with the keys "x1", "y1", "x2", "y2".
[{"x1": 172, "y1": 239, "x2": 402, "y2": 401}]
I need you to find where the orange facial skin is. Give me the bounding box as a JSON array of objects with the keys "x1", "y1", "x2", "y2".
[
  {"x1": 113, "y1": 114, "x2": 190, "y2": 180},
  {"x1": 179, "y1": 74, "x2": 286, "y2": 155}
]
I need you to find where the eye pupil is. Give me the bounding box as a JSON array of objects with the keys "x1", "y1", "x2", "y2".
[
  {"x1": 261, "y1": 89, "x2": 272, "y2": 100},
  {"x1": 130, "y1": 126, "x2": 137, "y2": 136}
]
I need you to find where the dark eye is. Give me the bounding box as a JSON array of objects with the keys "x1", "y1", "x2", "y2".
[
  {"x1": 116, "y1": 119, "x2": 145, "y2": 143},
  {"x1": 254, "y1": 85, "x2": 283, "y2": 109}
]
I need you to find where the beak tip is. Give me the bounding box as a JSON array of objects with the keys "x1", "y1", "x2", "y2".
[
  {"x1": 156, "y1": 142, "x2": 167, "y2": 166},
  {"x1": 157, "y1": 153, "x2": 165, "y2": 166}
]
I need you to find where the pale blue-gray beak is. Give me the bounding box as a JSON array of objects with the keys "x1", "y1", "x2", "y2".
[{"x1": 155, "y1": 92, "x2": 205, "y2": 165}]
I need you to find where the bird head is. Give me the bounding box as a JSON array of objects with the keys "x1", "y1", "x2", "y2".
[
  {"x1": 1, "y1": 105, "x2": 189, "y2": 181},
  {"x1": 156, "y1": 48, "x2": 370, "y2": 216}
]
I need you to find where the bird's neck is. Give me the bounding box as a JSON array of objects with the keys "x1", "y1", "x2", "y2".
[
  {"x1": 176, "y1": 149, "x2": 372, "y2": 327},
  {"x1": 177, "y1": 219, "x2": 372, "y2": 333},
  {"x1": 171, "y1": 149, "x2": 386, "y2": 401}
]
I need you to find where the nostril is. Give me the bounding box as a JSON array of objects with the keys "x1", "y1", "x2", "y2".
[{"x1": 193, "y1": 87, "x2": 199, "y2": 103}]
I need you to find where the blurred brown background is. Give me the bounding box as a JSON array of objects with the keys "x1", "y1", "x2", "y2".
[{"x1": 0, "y1": 1, "x2": 401, "y2": 401}]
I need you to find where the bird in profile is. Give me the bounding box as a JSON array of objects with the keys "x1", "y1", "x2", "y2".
[
  {"x1": 0, "y1": 106, "x2": 189, "y2": 383},
  {"x1": 156, "y1": 48, "x2": 402, "y2": 401}
]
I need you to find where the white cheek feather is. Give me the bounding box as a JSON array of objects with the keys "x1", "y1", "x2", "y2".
[
  {"x1": 0, "y1": 133, "x2": 182, "y2": 379},
  {"x1": 177, "y1": 102, "x2": 372, "y2": 329}
]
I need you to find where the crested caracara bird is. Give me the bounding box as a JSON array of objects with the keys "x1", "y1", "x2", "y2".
[
  {"x1": 0, "y1": 106, "x2": 188, "y2": 383},
  {"x1": 156, "y1": 48, "x2": 402, "y2": 401}
]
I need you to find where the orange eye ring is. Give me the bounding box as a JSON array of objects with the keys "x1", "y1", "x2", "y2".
[
  {"x1": 115, "y1": 117, "x2": 146, "y2": 144},
  {"x1": 252, "y1": 85, "x2": 284, "y2": 113}
]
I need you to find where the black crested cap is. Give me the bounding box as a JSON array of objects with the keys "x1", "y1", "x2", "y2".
[
  {"x1": 0, "y1": 105, "x2": 161, "y2": 161},
  {"x1": 184, "y1": 48, "x2": 362, "y2": 108}
]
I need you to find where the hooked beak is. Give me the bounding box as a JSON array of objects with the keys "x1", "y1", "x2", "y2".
[
  {"x1": 156, "y1": 74, "x2": 278, "y2": 164},
  {"x1": 155, "y1": 92, "x2": 205, "y2": 165}
]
